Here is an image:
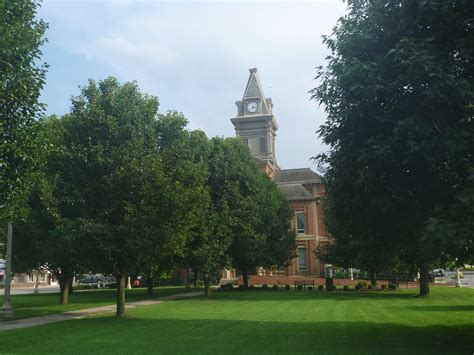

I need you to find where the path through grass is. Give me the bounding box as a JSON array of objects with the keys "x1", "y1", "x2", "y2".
[{"x1": 0, "y1": 286, "x2": 193, "y2": 321}]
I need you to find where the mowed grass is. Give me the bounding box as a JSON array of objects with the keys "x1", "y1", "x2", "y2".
[
  {"x1": 0, "y1": 287, "x2": 472, "y2": 354},
  {"x1": 0, "y1": 286, "x2": 193, "y2": 321}
]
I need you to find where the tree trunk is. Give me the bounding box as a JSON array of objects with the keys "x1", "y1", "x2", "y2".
[
  {"x1": 147, "y1": 273, "x2": 154, "y2": 295},
  {"x1": 183, "y1": 270, "x2": 189, "y2": 288},
  {"x1": 370, "y1": 270, "x2": 377, "y2": 287},
  {"x1": 193, "y1": 270, "x2": 198, "y2": 287},
  {"x1": 68, "y1": 277, "x2": 74, "y2": 294},
  {"x1": 116, "y1": 273, "x2": 126, "y2": 317},
  {"x1": 204, "y1": 275, "x2": 211, "y2": 297},
  {"x1": 58, "y1": 275, "x2": 70, "y2": 306},
  {"x1": 242, "y1": 270, "x2": 249, "y2": 288},
  {"x1": 419, "y1": 265, "x2": 430, "y2": 297},
  {"x1": 325, "y1": 276, "x2": 334, "y2": 291}
]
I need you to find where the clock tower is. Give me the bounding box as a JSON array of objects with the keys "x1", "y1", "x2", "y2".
[{"x1": 231, "y1": 68, "x2": 279, "y2": 177}]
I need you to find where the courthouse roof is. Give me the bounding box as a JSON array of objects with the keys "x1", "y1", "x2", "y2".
[
  {"x1": 274, "y1": 168, "x2": 322, "y2": 185},
  {"x1": 278, "y1": 184, "x2": 314, "y2": 200}
]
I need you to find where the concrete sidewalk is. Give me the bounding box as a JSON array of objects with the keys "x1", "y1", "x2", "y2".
[{"x1": 0, "y1": 291, "x2": 202, "y2": 332}]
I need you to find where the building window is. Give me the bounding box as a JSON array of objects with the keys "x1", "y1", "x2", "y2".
[
  {"x1": 298, "y1": 248, "x2": 307, "y2": 272},
  {"x1": 259, "y1": 137, "x2": 266, "y2": 153},
  {"x1": 296, "y1": 212, "x2": 305, "y2": 234}
]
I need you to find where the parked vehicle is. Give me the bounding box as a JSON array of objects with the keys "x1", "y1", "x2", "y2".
[
  {"x1": 77, "y1": 274, "x2": 105, "y2": 284},
  {"x1": 430, "y1": 269, "x2": 445, "y2": 277}
]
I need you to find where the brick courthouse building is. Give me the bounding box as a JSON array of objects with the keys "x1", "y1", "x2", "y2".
[{"x1": 225, "y1": 68, "x2": 333, "y2": 283}]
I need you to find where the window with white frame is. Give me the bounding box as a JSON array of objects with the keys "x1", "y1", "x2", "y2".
[
  {"x1": 298, "y1": 248, "x2": 307, "y2": 272},
  {"x1": 296, "y1": 212, "x2": 305, "y2": 234}
]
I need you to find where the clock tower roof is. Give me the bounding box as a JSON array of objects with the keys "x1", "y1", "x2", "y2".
[
  {"x1": 240, "y1": 68, "x2": 271, "y2": 115},
  {"x1": 230, "y1": 68, "x2": 279, "y2": 175},
  {"x1": 243, "y1": 68, "x2": 264, "y2": 99}
]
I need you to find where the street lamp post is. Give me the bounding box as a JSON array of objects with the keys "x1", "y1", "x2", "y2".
[{"x1": 1, "y1": 223, "x2": 14, "y2": 318}]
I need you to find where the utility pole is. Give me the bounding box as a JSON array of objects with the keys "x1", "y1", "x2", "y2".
[{"x1": 1, "y1": 223, "x2": 13, "y2": 318}]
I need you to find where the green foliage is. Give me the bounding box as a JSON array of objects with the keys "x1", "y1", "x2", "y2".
[
  {"x1": 211, "y1": 138, "x2": 295, "y2": 280},
  {"x1": 59, "y1": 77, "x2": 164, "y2": 279},
  {"x1": 12, "y1": 116, "x2": 92, "y2": 300},
  {"x1": 0, "y1": 0, "x2": 48, "y2": 224},
  {"x1": 312, "y1": 0, "x2": 474, "y2": 294}
]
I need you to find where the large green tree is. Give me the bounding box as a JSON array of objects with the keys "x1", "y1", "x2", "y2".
[
  {"x1": 312, "y1": 0, "x2": 474, "y2": 296},
  {"x1": 214, "y1": 138, "x2": 295, "y2": 287},
  {"x1": 12, "y1": 116, "x2": 92, "y2": 305},
  {"x1": 60, "y1": 77, "x2": 168, "y2": 316},
  {"x1": 0, "y1": 0, "x2": 48, "y2": 225},
  {"x1": 140, "y1": 112, "x2": 210, "y2": 295}
]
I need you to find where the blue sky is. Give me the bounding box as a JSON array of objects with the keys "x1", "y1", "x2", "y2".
[{"x1": 38, "y1": 0, "x2": 347, "y2": 170}]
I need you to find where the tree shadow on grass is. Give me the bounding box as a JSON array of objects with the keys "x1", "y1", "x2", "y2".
[
  {"x1": 213, "y1": 290, "x2": 418, "y2": 302},
  {"x1": 397, "y1": 305, "x2": 474, "y2": 312},
  {"x1": 0, "y1": 317, "x2": 472, "y2": 354}
]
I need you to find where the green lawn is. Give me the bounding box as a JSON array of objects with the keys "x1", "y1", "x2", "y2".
[
  {"x1": 0, "y1": 286, "x2": 193, "y2": 321},
  {"x1": 0, "y1": 287, "x2": 472, "y2": 354}
]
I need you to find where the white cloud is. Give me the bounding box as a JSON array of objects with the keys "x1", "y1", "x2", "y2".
[{"x1": 39, "y1": 0, "x2": 347, "y2": 170}]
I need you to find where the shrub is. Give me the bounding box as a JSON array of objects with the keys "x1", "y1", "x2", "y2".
[
  {"x1": 297, "y1": 284, "x2": 303, "y2": 291},
  {"x1": 356, "y1": 281, "x2": 367, "y2": 290},
  {"x1": 307, "y1": 286, "x2": 313, "y2": 291},
  {"x1": 343, "y1": 285, "x2": 350, "y2": 292},
  {"x1": 368, "y1": 284, "x2": 374, "y2": 290},
  {"x1": 249, "y1": 285, "x2": 255, "y2": 289},
  {"x1": 388, "y1": 283, "x2": 397, "y2": 290},
  {"x1": 74, "y1": 284, "x2": 97, "y2": 290},
  {"x1": 381, "y1": 284, "x2": 387, "y2": 290},
  {"x1": 272, "y1": 284, "x2": 279, "y2": 290},
  {"x1": 262, "y1": 284, "x2": 268, "y2": 289},
  {"x1": 327, "y1": 285, "x2": 336, "y2": 291},
  {"x1": 318, "y1": 285, "x2": 324, "y2": 291},
  {"x1": 238, "y1": 284, "x2": 245, "y2": 290},
  {"x1": 285, "y1": 284, "x2": 290, "y2": 290}
]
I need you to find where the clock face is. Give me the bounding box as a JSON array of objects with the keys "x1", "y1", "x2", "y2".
[{"x1": 247, "y1": 101, "x2": 258, "y2": 113}]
